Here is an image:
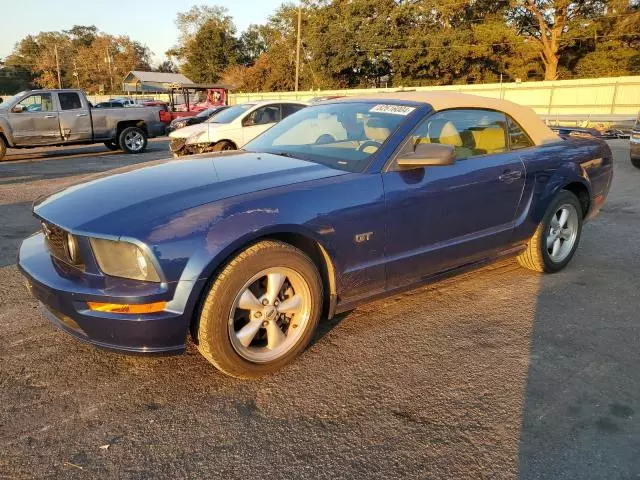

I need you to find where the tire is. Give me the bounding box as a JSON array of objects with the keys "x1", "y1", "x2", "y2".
[
  {"x1": 0, "y1": 136, "x2": 6, "y2": 161},
  {"x1": 104, "y1": 141, "x2": 120, "y2": 151},
  {"x1": 631, "y1": 157, "x2": 640, "y2": 169},
  {"x1": 197, "y1": 240, "x2": 323, "y2": 378},
  {"x1": 118, "y1": 126, "x2": 148, "y2": 154},
  {"x1": 517, "y1": 190, "x2": 583, "y2": 273},
  {"x1": 212, "y1": 140, "x2": 236, "y2": 152}
]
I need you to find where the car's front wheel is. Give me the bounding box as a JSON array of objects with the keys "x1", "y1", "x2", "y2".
[
  {"x1": 118, "y1": 126, "x2": 148, "y2": 154},
  {"x1": 197, "y1": 240, "x2": 323, "y2": 378},
  {"x1": 631, "y1": 157, "x2": 640, "y2": 169},
  {"x1": 517, "y1": 190, "x2": 583, "y2": 273}
]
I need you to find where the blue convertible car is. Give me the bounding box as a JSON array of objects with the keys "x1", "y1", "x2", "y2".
[{"x1": 19, "y1": 92, "x2": 613, "y2": 378}]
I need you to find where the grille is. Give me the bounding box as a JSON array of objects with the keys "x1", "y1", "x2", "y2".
[
  {"x1": 170, "y1": 138, "x2": 186, "y2": 152},
  {"x1": 41, "y1": 222, "x2": 84, "y2": 269}
]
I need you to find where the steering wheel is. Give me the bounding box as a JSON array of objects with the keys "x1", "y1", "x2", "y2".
[
  {"x1": 315, "y1": 134, "x2": 336, "y2": 145},
  {"x1": 358, "y1": 140, "x2": 382, "y2": 152}
]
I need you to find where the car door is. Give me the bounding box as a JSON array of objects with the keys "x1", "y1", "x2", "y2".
[
  {"x1": 8, "y1": 93, "x2": 61, "y2": 145},
  {"x1": 382, "y1": 108, "x2": 526, "y2": 289},
  {"x1": 241, "y1": 104, "x2": 282, "y2": 144},
  {"x1": 57, "y1": 92, "x2": 92, "y2": 142}
]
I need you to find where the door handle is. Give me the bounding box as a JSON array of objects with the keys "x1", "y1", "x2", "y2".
[
  {"x1": 44, "y1": 115, "x2": 56, "y2": 119},
  {"x1": 498, "y1": 170, "x2": 523, "y2": 183},
  {"x1": 76, "y1": 113, "x2": 88, "y2": 117}
]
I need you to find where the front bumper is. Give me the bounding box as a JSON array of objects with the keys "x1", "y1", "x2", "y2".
[{"x1": 18, "y1": 233, "x2": 190, "y2": 354}]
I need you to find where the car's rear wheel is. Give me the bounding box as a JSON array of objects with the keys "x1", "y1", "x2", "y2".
[
  {"x1": 212, "y1": 140, "x2": 236, "y2": 152},
  {"x1": 0, "y1": 136, "x2": 7, "y2": 161},
  {"x1": 104, "y1": 141, "x2": 120, "y2": 151},
  {"x1": 517, "y1": 190, "x2": 583, "y2": 273},
  {"x1": 197, "y1": 240, "x2": 323, "y2": 378},
  {"x1": 118, "y1": 126, "x2": 148, "y2": 154}
]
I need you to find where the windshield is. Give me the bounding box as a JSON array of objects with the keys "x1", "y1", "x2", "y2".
[
  {"x1": 0, "y1": 91, "x2": 29, "y2": 109},
  {"x1": 196, "y1": 108, "x2": 215, "y2": 118},
  {"x1": 207, "y1": 103, "x2": 255, "y2": 124},
  {"x1": 244, "y1": 102, "x2": 414, "y2": 172}
]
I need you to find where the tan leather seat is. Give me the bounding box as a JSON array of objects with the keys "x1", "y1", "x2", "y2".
[
  {"x1": 471, "y1": 127, "x2": 507, "y2": 154},
  {"x1": 364, "y1": 117, "x2": 391, "y2": 143},
  {"x1": 427, "y1": 119, "x2": 473, "y2": 158}
]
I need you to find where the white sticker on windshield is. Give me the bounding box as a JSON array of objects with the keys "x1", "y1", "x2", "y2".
[{"x1": 369, "y1": 104, "x2": 416, "y2": 116}]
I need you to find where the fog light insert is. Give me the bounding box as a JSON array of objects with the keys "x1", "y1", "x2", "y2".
[{"x1": 87, "y1": 301, "x2": 167, "y2": 314}]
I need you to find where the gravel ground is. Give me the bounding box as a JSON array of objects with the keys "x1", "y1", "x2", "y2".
[{"x1": 0, "y1": 140, "x2": 638, "y2": 479}]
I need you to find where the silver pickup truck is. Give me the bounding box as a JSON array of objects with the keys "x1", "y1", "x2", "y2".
[{"x1": 0, "y1": 89, "x2": 166, "y2": 161}]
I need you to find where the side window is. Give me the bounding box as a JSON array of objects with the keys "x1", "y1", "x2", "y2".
[
  {"x1": 507, "y1": 115, "x2": 534, "y2": 150},
  {"x1": 282, "y1": 103, "x2": 306, "y2": 118},
  {"x1": 409, "y1": 109, "x2": 508, "y2": 160},
  {"x1": 58, "y1": 92, "x2": 83, "y2": 111},
  {"x1": 17, "y1": 94, "x2": 53, "y2": 112},
  {"x1": 244, "y1": 105, "x2": 281, "y2": 127}
]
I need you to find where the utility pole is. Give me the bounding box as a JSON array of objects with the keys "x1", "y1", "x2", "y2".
[
  {"x1": 73, "y1": 59, "x2": 80, "y2": 89},
  {"x1": 294, "y1": 5, "x2": 302, "y2": 94},
  {"x1": 54, "y1": 45, "x2": 62, "y2": 89},
  {"x1": 105, "y1": 47, "x2": 114, "y2": 93}
]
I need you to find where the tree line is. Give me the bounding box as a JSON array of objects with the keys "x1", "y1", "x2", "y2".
[
  {"x1": 170, "y1": 0, "x2": 640, "y2": 92},
  {"x1": 1, "y1": 26, "x2": 152, "y2": 94},
  {"x1": 1, "y1": 0, "x2": 638, "y2": 95}
]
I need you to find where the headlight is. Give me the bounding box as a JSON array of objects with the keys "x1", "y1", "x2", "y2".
[
  {"x1": 90, "y1": 238, "x2": 161, "y2": 282},
  {"x1": 632, "y1": 133, "x2": 640, "y2": 141},
  {"x1": 64, "y1": 233, "x2": 79, "y2": 264}
]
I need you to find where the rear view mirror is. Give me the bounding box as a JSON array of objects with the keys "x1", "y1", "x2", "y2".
[{"x1": 396, "y1": 142, "x2": 456, "y2": 169}]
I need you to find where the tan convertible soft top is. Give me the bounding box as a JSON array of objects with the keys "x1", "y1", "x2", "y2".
[{"x1": 335, "y1": 91, "x2": 560, "y2": 146}]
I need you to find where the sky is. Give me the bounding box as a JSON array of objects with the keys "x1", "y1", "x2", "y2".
[{"x1": 0, "y1": 0, "x2": 286, "y2": 65}]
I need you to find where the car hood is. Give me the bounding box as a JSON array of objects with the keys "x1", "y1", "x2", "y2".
[{"x1": 34, "y1": 152, "x2": 347, "y2": 235}]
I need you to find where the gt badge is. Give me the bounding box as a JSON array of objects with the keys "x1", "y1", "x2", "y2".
[{"x1": 354, "y1": 232, "x2": 373, "y2": 243}]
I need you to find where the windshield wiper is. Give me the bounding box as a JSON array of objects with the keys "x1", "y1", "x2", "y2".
[{"x1": 269, "y1": 151, "x2": 301, "y2": 159}]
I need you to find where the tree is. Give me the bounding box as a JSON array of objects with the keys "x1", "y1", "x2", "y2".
[
  {"x1": 507, "y1": 0, "x2": 610, "y2": 80},
  {"x1": 156, "y1": 60, "x2": 178, "y2": 73},
  {"x1": 181, "y1": 19, "x2": 238, "y2": 83},
  {"x1": 238, "y1": 24, "x2": 268, "y2": 66}
]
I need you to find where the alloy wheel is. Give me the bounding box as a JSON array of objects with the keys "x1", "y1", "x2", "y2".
[
  {"x1": 228, "y1": 267, "x2": 312, "y2": 363},
  {"x1": 547, "y1": 203, "x2": 579, "y2": 263}
]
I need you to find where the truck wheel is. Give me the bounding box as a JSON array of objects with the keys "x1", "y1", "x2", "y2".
[
  {"x1": 104, "y1": 141, "x2": 120, "y2": 151},
  {"x1": 212, "y1": 140, "x2": 236, "y2": 152},
  {"x1": 197, "y1": 240, "x2": 323, "y2": 378},
  {"x1": 0, "y1": 136, "x2": 6, "y2": 161},
  {"x1": 517, "y1": 190, "x2": 583, "y2": 273},
  {"x1": 118, "y1": 127, "x2": 147, "y2": 154}
]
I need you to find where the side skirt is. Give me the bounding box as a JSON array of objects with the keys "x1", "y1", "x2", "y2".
[{"x1": 333, "y1": 244, "x2": 526, "y2": 315}]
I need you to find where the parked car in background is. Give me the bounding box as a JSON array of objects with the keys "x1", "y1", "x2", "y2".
[
  {"x1": 18, "y1": 92, "x2": 613, "y2": 378},
  {"x1": 0, "y1": 89, "x2": 165, "y2": 160},
  {"x1": 94, "y1": 100, "x2": 127, "y2": 109},
  {"x1": 631, "y1": 111, "x2": 640, "y2": 169},
  {"x1": 166, "y1": 106, "x2": 229, "y2": 133},
  {"x1": 169, "y1": 100, "x2": 307, "y2": 156}
]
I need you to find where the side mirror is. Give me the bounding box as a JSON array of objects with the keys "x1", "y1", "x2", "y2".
[
  {"x1": 396, "y1": 142, "x2": 456, "y2": 169},
  {"x1": 11, "y1": 105, "x2": 26, "y2": 113}
]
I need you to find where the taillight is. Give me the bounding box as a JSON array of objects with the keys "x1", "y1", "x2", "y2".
[{"x1": 159, "y1": 110, "x2": 171, "y2": 123}]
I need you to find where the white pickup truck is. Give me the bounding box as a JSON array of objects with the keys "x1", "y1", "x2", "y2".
[{"x1": 0, "y1": 89, "x2": 166, "y2": 161}]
